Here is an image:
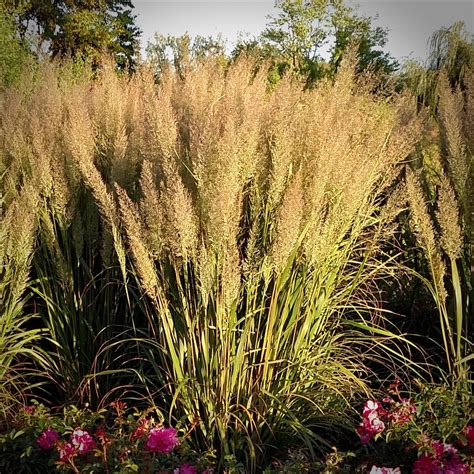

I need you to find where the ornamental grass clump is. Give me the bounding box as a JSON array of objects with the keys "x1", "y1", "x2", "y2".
[
  {"x1": 114, "y1": 55, "x2": 421, "y2": 468},
  {"x1": 0, "y1": 54, "x2": 426, "y2": 469},
  {"x1": 404, "y1": 68, "x2": 473, "y2": 384}
]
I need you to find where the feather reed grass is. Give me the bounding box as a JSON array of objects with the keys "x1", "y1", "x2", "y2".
[{"x1": 0, "y1": 55, "x2": 436, "y2": 467}]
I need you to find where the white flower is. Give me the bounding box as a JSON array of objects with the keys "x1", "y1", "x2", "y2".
[{"x1": 369, "y1": 466, "x2": 401, "y2": 474}]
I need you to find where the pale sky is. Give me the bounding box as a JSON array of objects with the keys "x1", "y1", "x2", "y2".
[{"x1": 133, "y1": 1, "x2": 474, "y2": 63}]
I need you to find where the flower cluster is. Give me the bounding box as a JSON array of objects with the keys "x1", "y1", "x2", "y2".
[
  {"x1": 145, "y1": 427, "x2": 180, "y2": 453},
  {"x1": 357, "y1": 400, "x2": 386, "y2": 444},
  {"x1": 37, "y1": 427, "x2": 96, "y2": 462},
  {"x1": 357, "y1": 394, "x2": 417, "y2": 444},
  {"x1": 71, "y1": 428, "x2": 96, "y2": 454},
  {"x1": 174, "y1": 464, "x2": 197, "y2": 474},
  {"x1": 36, "y1": 428, "x2": 60, "y2": 449},
  {"x1": 4, "y1": 402, "x2": 214, "y2": 473},
  {"x1": 413, "y1": 438, "x2": 470, "y2": 473}
]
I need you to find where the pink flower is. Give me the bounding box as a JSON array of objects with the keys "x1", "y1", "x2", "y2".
[
  {"x1": 413, "y1": 441, "x2": 469, "y2": 474},
  {"x1": 443, "y1": 457, "x2": 470, "y2": 474},
  {"x1": 357, "y1": 401, "x2": 386, "y2": 444},
  {"x1": 145, "y1": 427, "x2": 179, "y2": 453},
  {"x1": 356, "y1": 424, "x2": 374, "y2": 444},
  {"x1": 356, "y1": 417, "x2": 385, "y2": 444},
  {"x1": 367, "y1": 411, "x2": 386, "y2": 432},
  {"x1": 70, "y1": 428, "x2": 96, "y2": 454},
  {"x1": 466, "y1": 425, "x2": 474, "y2": 447},
  {"x1": 431, "y1": 441, "x2": 446, "y2": 459},
  {"x1": 37, "y1": 428, "x2": 60, "y2": 449},
  {"x1": 23, "y1": 405, "x2": 34, "y2": 414},
  {"x1": 442, "y1": 443, "x2": 469, "y2": 474},
  {"x1": 369, "y1": 466, "x2": 401, "y2": 474},
  {"x1": 57, "y1": 441, "x2": 76, "y2": 462},
  {"x1": 174, "y1": 465, "x2": 197, "y2": 474}
]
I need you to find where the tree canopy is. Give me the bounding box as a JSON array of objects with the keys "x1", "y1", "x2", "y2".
[
  {"x1": 6, "y1": 0, "x2": 141, "y2": 69},
  {"x1": 0, "y1": 6, "x2": 32, "y2": 86},
  {"x1": 146, "y1": 32, "x2": 227, "y2": 78},
  {"x1": 239, "y1": 0, "x2": 398, "y2": 84}
]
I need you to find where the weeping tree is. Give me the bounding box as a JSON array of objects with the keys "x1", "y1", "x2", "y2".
[{"x1": 402, "y1": 22, "x2": 473, "y2": 113}]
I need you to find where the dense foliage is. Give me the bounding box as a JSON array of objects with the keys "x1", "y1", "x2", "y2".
[{"x1": 3, "y1": 0, "x2": 140, "y2": 69}]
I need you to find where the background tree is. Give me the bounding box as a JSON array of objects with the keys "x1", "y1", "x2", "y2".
[
  {"x1": 0, "y1": 5, "x2": 33, "y2": 86},
  {"x1": 330, "y1": 15, "x2": 398, "y2": 76},
  {"x1": 256, "y1": 0, "x2": 397, "y2": 84},
  {"x1": 146, "y1": 32, "x2": 226, "y2": 78},
  {"x1": 428, "y1": 21, "x2": 473, "y2": 87},
  {"x1": 401, "y1": 22, "x2": 473, "y2": 113},
  {"x1": 260, "y1": 0, "x2": 349, "y2": 81},
  {"x1": 7, "y1": 0, "x2": 141, "y2": 69}
]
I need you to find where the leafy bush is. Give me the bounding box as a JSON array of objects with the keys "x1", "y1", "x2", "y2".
[
  {"x1": 348, "y1": 382, "x2": 473, "y2": 472},
  {"x1": 0, "y1": 401, "x2": 213, "y2": 473}
]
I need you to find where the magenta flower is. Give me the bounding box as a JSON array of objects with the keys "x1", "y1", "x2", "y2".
[
  {"x1": 70, "y1": 428, "x2": 96, "y2": 454},
  {"x1": 357, "y1": 400, "x2": 386, "y2": 444},
  {"x1": 413, "y1": 454, "x2": 441, "y2": 474},
  {"x1": 145, "y1": 427, "x2": 179, "y2": 453},
  {"x1": 413, "y1": 440, "x2": 470, "y2": 474},
  {"x1": 174, "y1": 464, "x2": 197, "y2": 474},
  {"x1": 444, "y1": 457, "x2": 470, "y2": 474},
  {"x1": 37, "y1": 428, "x2": 60, "y2": 450},
  {"x1": 57, "y1": 441, "x2": 76, "y2": 462},
  {"x1": 467, "y1": 425, "x2": 474, "y2": 447}
]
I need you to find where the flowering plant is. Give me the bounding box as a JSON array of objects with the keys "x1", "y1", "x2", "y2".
[
  {"x1": 354, "y1": 381, "x2": 473, "y2": 473},
  {"x1": 369, "y1": 466, "x2": 401, "y2": 474},
  {"x1": 357, "y1": 381, "x2": 417, "y2": 445},
  {"x1": 413, "y1": 437, "x2": 470, "y2": 473},
  {"x1": 145, "y1": 427, "x2": 180, "y2": 453},
  {"x1": 0, "y1": 401, "x2": 213, "y2": 473}
]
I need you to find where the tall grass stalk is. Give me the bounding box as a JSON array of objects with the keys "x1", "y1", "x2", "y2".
[{"x1": 0, "y1": 184, "x2": 47, "y2": 421}]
